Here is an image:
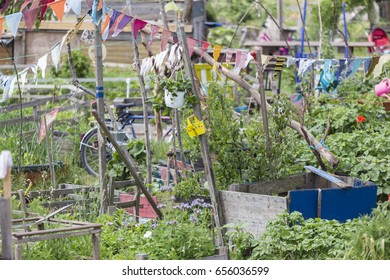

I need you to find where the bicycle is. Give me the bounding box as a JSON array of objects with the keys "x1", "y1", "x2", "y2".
[{"x1": 80, "y1": 102, "x2": 172, "y2": 176}]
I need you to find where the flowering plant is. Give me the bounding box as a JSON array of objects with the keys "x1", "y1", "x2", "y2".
[{"x1": 356, "y1": 115, "x2": 366, "y2": 123}]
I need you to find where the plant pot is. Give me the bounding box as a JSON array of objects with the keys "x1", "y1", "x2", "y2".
[{"x1": 164, "y1": 90, "x2": 185, "y2": 108}]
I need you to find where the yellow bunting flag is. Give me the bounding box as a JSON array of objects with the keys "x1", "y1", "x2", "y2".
[
  {"x1": 213, "y1": 45, "x2": 222, "y2": 71},
  {"x1": 66, "y1": 14, "x2": 86, "y2": 44},
  {"x1": 165, "y1": 1, "x2": 178, "y2": 12}
]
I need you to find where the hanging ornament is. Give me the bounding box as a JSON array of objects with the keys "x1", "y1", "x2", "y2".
[{"x1": 81, "y1": 30, "x2": 95, "y2": 44}]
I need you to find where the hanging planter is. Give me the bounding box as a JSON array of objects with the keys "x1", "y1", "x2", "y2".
[{"x1": 164, "y1": 89, "x2": 186, "y2": 109}]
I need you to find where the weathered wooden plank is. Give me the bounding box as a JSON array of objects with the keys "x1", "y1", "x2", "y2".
[
  {"x1": 229, "y1": 173, "x2": 307, "y2": 195},
  {"x1": 0, "y1": 199, "x2": 13, "y2": 259},
  {"x1": 12, "y1": 224, "x2": 102, "y2": 238},
  {"x1": 113, "y1": 180, "x2": 137, "y2": 189},
  {"x1": 12, "y1": 229, "x2": 101, "y2": 244},
  {"x1": 115, "y1": 200, "x2": 137, "y2": 209},
  {"x1": 219, "y1": 190, "x2": 287, "y2": 238}
]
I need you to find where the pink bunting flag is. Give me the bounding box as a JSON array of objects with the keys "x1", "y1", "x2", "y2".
[
  {"x1": 234, "y1": 51, "x2": 248, "y2": 74},
  {"x1": 225, "y1": 48, "x2": 233, "y2": 63},
  {"x1": 160, "y1": 29, "x2": 171, "y2": 51},
  {"x1": 21, "y1": 0, "x2": 33, "y2": 11},
  {"x1": 0, "y1": 0, "x2": 12, "y2": 14},
  {"x1": 187, "y1": 37, "x2": 197, "y2": 57},
  {"x1": 31, "y1": 0, "x2": 40, "y2": 9},
  {"x1": 148, "y1": 25, "x2": 160, "y2": 47},
  {"x1": 22, "y1": 7, "x2": 40, "y2": 31},
  {"x1": 0, "y1": 17, "x2": 3, "y2": 37},
  {"x1": 48, "y1": 0, "x2": 66, "y2": 22},
  {"x1": 38, "y1": 108, "x2": 60, "y2": 144},
  {"x1": 132, "y1": 19, "x2": 147, "y2": 40},
  {"x1": 201, "y1": 41, "x2": 210, "y2": 57},
  {"x1": 86, "y1": 0, "x2": 93, "y2": 9},
  {"x1": 41, "y1": 0, "x2": 55, "y2": 21}
]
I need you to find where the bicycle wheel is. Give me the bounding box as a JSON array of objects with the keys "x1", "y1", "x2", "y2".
[{"x1": 80, "y1": 127, "x2": 113, "y2": 177}]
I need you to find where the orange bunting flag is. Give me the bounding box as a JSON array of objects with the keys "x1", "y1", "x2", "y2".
[
  {"x1": 38, "y1": 108, "x2": 60, "y2": 144},
  {"x1": 187, "y1": 37, "x2": 197, "y2": 57},
  {"x1": 48, "y1": 0, "x2": 66, "y2": 22},
  {"x1": 0, "y1": 17, "x2": 4, "y2": 37},
  {"x1": 213, "y1": 45, "x2": 222, "y2": 71},
  {"x1": 201, "y1": 41, "x2": 210, "y2": 57},
  {"x1": 98, "y1": 0, "x2": 103, "y2": 11}
]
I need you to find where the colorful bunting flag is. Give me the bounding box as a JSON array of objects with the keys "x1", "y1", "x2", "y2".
[
  {"x1": 85, "y1": 0, "x2": 93, "y2": 9},
  {"x1": 225, "y1": 49, "x2": 233, "y2": 63},
  {"x1": 66, "y1": 14, "x2": 86, "y2": 44},
  {"x1": 5, "y1": 12, "x2": 23, "y2": 37},
  {"x1": 336, "y1": 60, "x2": 346, "y2": 79},
  {"x1": 108, "y1": 9, "x2": 121, "y2": 37},
  {"x1": 274, "y1": 57, "x2": 286, "y2": 77},
  {"x1": 113, "y1": 14, "x2": 132, "y2": 37},
  {"x1": 233, "y1": 51, "x2": 247, "y2": 74},
  {"x1": 187, "y1": 37, "x2": 197, "y2": 57},
  {"x1": 101, "y1": 14, "x2": 110, "y2": 40},
  {"x1": 0, "y1": 75, "x2": 15, "y2": 103},
  {"x1": 38, "y1": 108, "x2": 60, "y2": 144},
  {"x1": 98, "y1": 0, "x2": 103, "y2": 11},
  {"x1": 132, "y1": 19, "x2": 147, "y2": 40},
  {"x1": 41, "y1": 0, "x2": 55, "y2": 21},
  {"x1": 67, "y1": 0, "x2": 82, "y2": 16},
  {"x1": 0, "y1": 0, "x2": 12, "y2": 14},
  {"x1": 148, "y1": 25, "x2": 160, "y2": 47},
  {"x1": 286, "y1": 57, "x2": 296, "y2": 68},
  {"x1": 37, "y1": 54, "x2": 48, "y2": 79},
  {"x1": 365, "y1": 56, "x2": 379, "y2": 77},
  {"x1": 346, "y1": 58, "x2": 362, "y2": 78},
  {"x1": 261, "y1": 54, "x2": 272, "y2": 69},
  {"x1": 21, "y1": 0, "x2": 33, "y2": 11},
  {"x1": 91, "y1": 0, "x2": 104, "y2": 25},
  {"x1": 48, "y1": 0, "x2": 66, "y2": 22},
  {"x1": 160, "y1": 29, "x2": 171, "y2": 51},
  {"x1": 165, "y1": 1, "x2": 178, "y2": 12},
  {"x1": 51, "y1": 42, "x2": 61, "y2": 70},
  {"x1": 0, "y1": 17, "x2": 4, "y2": 37},
  {"x1": 201, "y1": 41, "x2": 210, "y2": 57},
  {"x1": 22, "y1": 7, "x2": 39, "y2": 31},
  {"x1": 213, "y1": 45, "x2": 222, "y2": 71}
]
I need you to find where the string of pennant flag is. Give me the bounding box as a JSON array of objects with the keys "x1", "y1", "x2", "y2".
[{"x1": 1, "y1": 0, "x2": 389, "y2": 105}]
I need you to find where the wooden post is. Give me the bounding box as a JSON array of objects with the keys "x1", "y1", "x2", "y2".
[
  {"x1": 175, "y1": 109, "x2": 188, "y2": 178},
  {"x1": 92, "y1": 233, "x2": 100, "y2": 260},
  {"x1": 1, "y1": 152, "x2": 13, "y2": 260},
  {"x1": 91, "y1": 110, "x2": 163, "y2": 219},
  {"x1": 44, "y1": 115, "x2": 57, "y2": 189},
  {"x1": 131, "y1": 25, "x2": 153, "y2": 187},
  {"x1": 176, "y1": 11, "x2": 224, "y2": 247},
  {"x1": 93, "y1": 12, "x2": 108, "y2": 215},
  {"x1": 256, "y1": 50, "x2": 271, "y2": 159}
]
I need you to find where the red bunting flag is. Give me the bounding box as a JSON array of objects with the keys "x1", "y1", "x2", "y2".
[
  {"x1": 148, "y1": 25, "x2": 160, "y2": 47},
  {"x1": 160, "y1": 29, "x2": 171, "y2": 51},
  {"x1": 48, "y1": 0, "x2": 66, "y2": 22},
  {"x1": 187, "y1": 37, "x2": 197, "y2": 57},
  {"x1": 0, "y1": 17, "x2": 4, "y2": 37},
  {"x1": 41, "y1": 0, "x2": 55, "y2": 21},
  {"x1": 132, "y1": 19, "x2": 147, "y2": 40},
  {"x1": 22, "y1": 7, "x2": 40, "y2": 31},
  {"x1": 201, "y1": 41, "x2": 210, "y2": 57}
]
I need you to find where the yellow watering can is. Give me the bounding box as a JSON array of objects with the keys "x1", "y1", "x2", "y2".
[{"x1": 185, "y1": 115, "x2": 206, "y2": 138}]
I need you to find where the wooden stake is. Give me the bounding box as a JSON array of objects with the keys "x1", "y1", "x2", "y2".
[
  {"x1": 176, "y1": 11, "x2": 224, "y2": 247},
  {"x1": 44, "y1": 115, "x2": 57, "y2": 190},
  {"x1": 1, "y1": 153, "x2": 13, "y2": 259}
]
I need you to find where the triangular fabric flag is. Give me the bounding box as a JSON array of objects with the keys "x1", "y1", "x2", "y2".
[
  {"x1": 373, "y1": 54, "x2": 390, "y2": 79},
  {"x1": 336, "y1": 60, "x2": 346, "y2": 79},
  {"x1": 286, "y1": 57, "x2": 296, "y2": 68},
  {"x1": 201, "y1": 41, "x2": 210, "y2": 57},
  {"x1": 31, "y1": 0, "x2": 40, "y2": 9},
  {"x1": 274, "y1": 57, "x2": 286, "y2": 78},
  {"x1": 154, "y1": 50, "x2": 168, "y2": 69},
  {"x1": 86, "y1": 0, "x2": 93, "y2": 9},
  {"x1": 51, "y1": 42, "x2": 61, "y2": 70},
  {"x1": 111, "y1": 7, "x2": 126, "y2": 36},
  {"x1": 0, "y1": 76, "x2": 15, "y2": 103},
  {"x1": 233, "y1": 51, "x2": 247, "y2": 74},
  {"x1": 90, "y1": 0, "x2": 103, "y2": 25},
  {"x1": 213, "y1": 45, "x2": 224, "y2": 67},
  {"x1": 346, "y1": 58, "x2": 362, "y2": 78},
  {"x1": 5, "y1": 12, "x2": 23, "y2": 37},
  {"x1": 66, "y1": 15, "x2": 86, "y2": 44},
  {"x1": 365, "y1": 56, "x2": 379, "y2": 77},
  {"x1": 48, "y1": 0, "x2": 66, "y2": 21},
  {"x1": 363, "y1": 58, "x2": 372, "y2": 73},
  {"x1": 165, "y1": 1, "x2": 178, "y2": 12},
  {"x1": 22, "y1": 7, "x2": 40, "y2": 31},
  {"x1": 37, "y1": 54, "x2": 48, "y2": 79},
  {"x1": 160, "y1": 29, "x2": 171, "y2": 51},
  {"x1": 187, "y1": 37, "x2": 197, "y2": 57},
  {"x1": 148, "y1": 25, "x2": 160, "y2": 47},
  {"x1": 101, "y1": 14, "x2": 111, "y2": 41},
  {"x1": 113, "y1": 14, "x2": 132, "y2": 37},
  {"x1": 261, "y1": 54, "x2": 272, "y2": 69},
  {"x1": 0, "y1": 17, "x2": 4, "y2": 37},
  {"x1": 21, "y1": 0, "x2": 33, "y2": 11},
  {"x1": 172, "y1": 32, "x2": 179, "y2": 44},
  {"x1": 132, "y1": 19, "x2": 147, "y2": 40},
  {"x1": 108, "y1": 9, "x2": 121, "y2": 37},
  {"x1": 19, "y1": 68, "x2": 29, "y2": 91},
  {"x1": 38, "y1": 108, "x2": 60, "y2": 144},
  {"x1": 298, "y1": 59, "x2": 314, "y2": 76},
  {"x1": 41, "y1": 0, "x2": 55, "y2": 21},
  {"x1": 225, "y1": 48, "x2": 234, "y2": 63},
  {"x1": 0, "y1": 0, "x2": 12, "y2": 14},
  {"x1": 98, "y1": 0, "x2": 103, "y2": 10},
  {"x1": 67, "y1": 0, "x2": 82, "y2": 16},
  {"x1": 243, "y1": 52, "x2": 254, "y2": 68}
]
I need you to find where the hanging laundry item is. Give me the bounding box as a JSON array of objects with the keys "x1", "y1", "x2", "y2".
[
  {"x1": 22, "y1": 7, "x2": 39, "y2": 31},
  {"x1": 274, "y1": 57, "x2": 286, "y2": 78},
  {"x1": 5, "y1": 12, "x2": 23, "y2": 37}
]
